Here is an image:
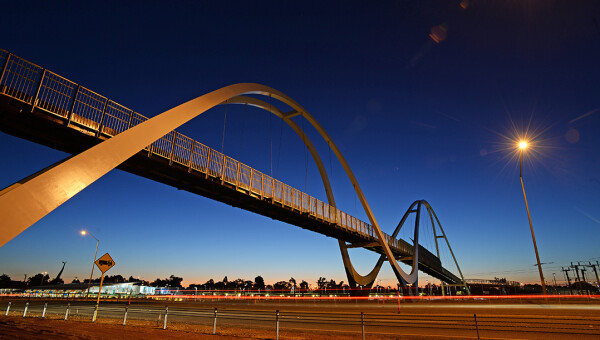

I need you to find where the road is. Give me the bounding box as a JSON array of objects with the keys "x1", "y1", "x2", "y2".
[{"x1": 2, "y1": 298, "x2": 600, "y2": 339}]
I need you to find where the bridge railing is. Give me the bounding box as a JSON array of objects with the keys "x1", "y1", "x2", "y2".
[{"x1": 0, "y1": 49, "x2": 404, "y2": 251}]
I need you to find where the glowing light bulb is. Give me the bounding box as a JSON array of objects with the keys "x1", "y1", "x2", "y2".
[{"x1": 519, "y1": 141, "x2": 528, "y2": 150}]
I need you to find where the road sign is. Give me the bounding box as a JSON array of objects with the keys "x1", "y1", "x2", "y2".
[{"x1": 95, "y1": 253, "x2": 115, "y2": 273}]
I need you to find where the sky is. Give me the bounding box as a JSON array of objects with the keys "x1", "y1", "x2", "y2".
[{"x1": 1, "y1": 1, "x2": 599, "y2": 288}]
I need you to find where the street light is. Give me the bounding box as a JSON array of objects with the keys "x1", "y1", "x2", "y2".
[
  {"x1": 40, "y1": 271, "x2": 47, "y2": 286},
  {"x1": 518, "y1": 141, "x2": 547, "y2": 296},
  {"x1": 81, "y1": 230, "x2": 99, "y2": 299}
]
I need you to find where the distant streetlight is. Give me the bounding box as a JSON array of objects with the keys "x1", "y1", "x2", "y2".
[
  {"x1": 81, "y1": 230, "x2": 99, "y2": 299},
  {"x1": 40, "y1": 271, "x2": 47, "y2": 286},
  {"x1": 518, "y1": 141, "x2": 547, "y2": 296}
]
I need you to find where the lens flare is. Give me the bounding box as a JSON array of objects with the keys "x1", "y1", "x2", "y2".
[{"x1": 486, "y1": 114, "x2": 553, "y2": 178}]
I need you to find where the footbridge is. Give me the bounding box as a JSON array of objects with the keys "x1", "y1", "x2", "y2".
[{"x1": 0, "y1": 50, "x2": 468, "y2": 292}]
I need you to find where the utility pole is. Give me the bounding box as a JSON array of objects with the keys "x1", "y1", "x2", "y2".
[
  {"x1": 571, "y1": 262, "x2": 582, "y2": 295},
  {"x1": 581, "y1": 266, "x2": 589, "y2": 295},
  {"x1": 579, "y1": 264, "x2": 586, "y2": 281},
  {"x1": 591, "y1": 261, "x2": 600, "y2": 294},
  {"x1": 581, "y1": 261, "x2": 600, "y2": 294},
  {"x1": 562, "y1": 267, "x2": 573, "y2": 295},
  {"x1": 575, "y1": 261, "x2": 594, "y2": 295}
]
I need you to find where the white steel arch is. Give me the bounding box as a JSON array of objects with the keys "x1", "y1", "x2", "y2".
[{"x1": 0, "y1": 83, "x2": 416, "y2": 286}]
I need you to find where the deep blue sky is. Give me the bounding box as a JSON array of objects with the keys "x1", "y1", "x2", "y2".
[{"x1": 1, "y1": 1, "x2": 599, "y2": 287}]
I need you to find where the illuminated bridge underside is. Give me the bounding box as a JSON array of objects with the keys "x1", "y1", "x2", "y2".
[{"x1": 0, "y1": 50, "x2": 464, "y2": 287}]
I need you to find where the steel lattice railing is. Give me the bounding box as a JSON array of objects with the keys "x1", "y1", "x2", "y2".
[{"x1": 0, "y1": 49, "x2": 405, "y2": 251}]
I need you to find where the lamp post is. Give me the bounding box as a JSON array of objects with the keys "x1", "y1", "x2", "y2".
[
  {"x1": 81, "y1": 230, "x2": 99, "y2": 299},
  {"x1": 40, "y1": 271, "x2": 47, "y2": 286},
  {"x1": 518, "y1": 141, "x2": 547, "y2": 296}
]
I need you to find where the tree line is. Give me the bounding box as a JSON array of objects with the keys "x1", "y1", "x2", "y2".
[{"x1": 0, "y1": 273, "x2": 349, "y2": 291}]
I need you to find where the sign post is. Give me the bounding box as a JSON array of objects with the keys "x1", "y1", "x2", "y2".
[{"x1": 92, "y1": 253, "x2": 115, "y2": 322}]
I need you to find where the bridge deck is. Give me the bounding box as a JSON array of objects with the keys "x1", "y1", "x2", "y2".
[{"x1": 0, "y1": 50, "x2": 460, "y2": 284}]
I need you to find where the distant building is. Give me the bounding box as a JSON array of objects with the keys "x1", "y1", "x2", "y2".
[
  {"x1": 88, "y1": 282, "x2": 155, "y2": 295},
  {"x1": 466, "y1": 278, "x2": 521, "y2": 295},
  {"x1": 20, "y1": 282, "x2": 155, "y2": 297}
]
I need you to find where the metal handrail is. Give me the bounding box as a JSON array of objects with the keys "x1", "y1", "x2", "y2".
[{"x1": 0, "y1": 50, "x2": 409, "y2": 247}]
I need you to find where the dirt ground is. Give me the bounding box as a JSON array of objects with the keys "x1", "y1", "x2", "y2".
[{"x1": 0, "y1": 315, "x2": 419, "y2": 340}]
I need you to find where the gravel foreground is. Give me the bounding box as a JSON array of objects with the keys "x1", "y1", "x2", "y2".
[{"x1": 0, "y1": 315, "x2": 422, "y2": 340}]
